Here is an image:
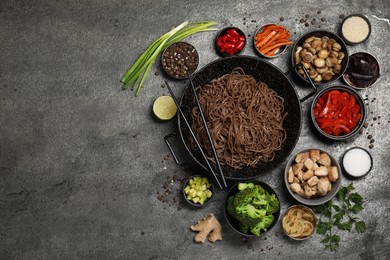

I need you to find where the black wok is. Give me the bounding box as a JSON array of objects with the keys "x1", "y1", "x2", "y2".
[{"x1": 177, "y1": 56, "x2": 302, "y2": 180}]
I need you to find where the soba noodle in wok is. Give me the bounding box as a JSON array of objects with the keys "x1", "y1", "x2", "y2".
[{"x1": 191, "y1": 68, "x2": 287, "y2": 169}]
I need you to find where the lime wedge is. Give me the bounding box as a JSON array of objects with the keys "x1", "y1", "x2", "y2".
[{"x1": 153, "y1": 96, "x2": 177, "y2": 120}]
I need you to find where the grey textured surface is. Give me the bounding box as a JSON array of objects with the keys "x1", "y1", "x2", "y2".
[{"x1": 0, "y1": 0, "x2": 389, "y2": 259}]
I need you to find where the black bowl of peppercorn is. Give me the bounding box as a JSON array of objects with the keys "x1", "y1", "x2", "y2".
[{"x1": 162, "y1": 42, "x2": 199, "y2": 80}]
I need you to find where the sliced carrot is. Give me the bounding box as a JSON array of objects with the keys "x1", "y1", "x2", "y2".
[
  {"x1": 255, "y1": 30, "x2": 277, "y2": 48},
  {"x1": 260, "y1": 41, "x2": 293, "y2": 55},
  {"x1": 264, "y1": 47, "x2": 280, "y2": 56},
  {"x1": 259, "y1": 32, "x2": 286, "y2": 49}
]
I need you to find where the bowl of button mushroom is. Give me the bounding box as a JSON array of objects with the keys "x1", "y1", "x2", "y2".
[
  {"x1": 291, "y1": 30, "x2": 349, "y2": 85},
  {"x1": 284, "y1": 148, "x2": 341, "y2": 206}
]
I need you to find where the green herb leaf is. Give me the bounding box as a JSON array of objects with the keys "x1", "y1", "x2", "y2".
[
  {"x1": 355, "y1": 221, "x2": 366, "y2": 233},
  {"x1": 333, "y1": 211, "x2": 345, "y2": 224},
  {"x1": 346, "y1": 183, "x2": 354, "y2": 192},
  {"x1": 332, "y1": 204, "x2": 341, "y2": 212},
  {"x1": 349, "y1": 193, "x2": 363, "y2": 204},
  {"x1": 351, "y1": 204, "x2": 364, "y2": 213},
  {"x1": 321, "y1": 236, "x2": 330, "y2": 243},
  {"x1": 337, "y1": 221, "x2": 352, "y2": 231},
  {"x1": 316, "y1": 221, "x2": 329, "y2": 235},
  {"x1": 337, "y1": 187, "x2": 346, "y2": 201}
]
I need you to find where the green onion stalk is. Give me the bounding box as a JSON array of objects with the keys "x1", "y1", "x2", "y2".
[{"x1": 121, "y1": 21, "x2": 218, "y2": 96}]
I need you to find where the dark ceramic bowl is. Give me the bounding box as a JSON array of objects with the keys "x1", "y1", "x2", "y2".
[
  {"x1": 161, "y1": 42, "x2": 199, "y2": 80},
  {"x1": 340, "y1": 14, "x2": 371, "y2": 45},
  {"x1": 341, "y1": 146, "x2": 373, "y2": 178},
  {"x1": 253, "y1": 24, "x2": 288, "y2": 59},
  {"x1": 342, "y1": 52, "x2": 380, "y2": 90},
  {"x1": 224, "y1": 180, "x2": 280, "y2": 237},
  {"x1": 215, "y1": 27, "x2": 246, "y2": 57},
  {"x1": 284, "y1": 148, "x2": 342, "y2": 206},
  {"x1": 291, "y1": 30, "x2": 349, "y2": 86},
  {"x1": 182, "y1": 175, "x2": 214, "y2": 208},
  {"x1": 310, "y1": 85, "x2": 366, "y2": 141},
  {"x1": 282, "y1": 204, "x2": 317, "y2": 240}
]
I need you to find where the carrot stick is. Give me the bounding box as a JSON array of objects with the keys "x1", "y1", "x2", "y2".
[
  {"x1": 260, "y1": 41, "x2": 293, "y2": 55},
  {"x1": 255, "y1": 30, "x2": 277, "y2": 48},
  {"x1": 264, "y1": 47, "x2": 280, "y2": 56},
  {"x1": 259, "y1": 32, "x2": 286, "y2": 49}
]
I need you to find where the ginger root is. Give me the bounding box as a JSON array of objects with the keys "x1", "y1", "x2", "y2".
[{"x1": 190, "y1": 213, "x2": 222, "y2": 243}]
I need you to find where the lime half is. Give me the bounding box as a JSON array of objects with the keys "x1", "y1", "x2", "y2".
[{"x1": 153, "y1": 96, "x2": 177, "y2": 120}]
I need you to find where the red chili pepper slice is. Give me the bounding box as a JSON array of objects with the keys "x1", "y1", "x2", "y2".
[
  {"x1": 236, "y1": 41, "x2": 245, "y2": 51},
  {"x1": 227, "y1": 29, "x2": 240, "y2": 37}
]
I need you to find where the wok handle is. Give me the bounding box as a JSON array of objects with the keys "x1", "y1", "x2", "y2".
[
  {"x1": 285, "y1": 64, "x2": 317, "y2": 103},
  {"x1": 164, "y1": 132, "x2": 186, "y2": 166}
]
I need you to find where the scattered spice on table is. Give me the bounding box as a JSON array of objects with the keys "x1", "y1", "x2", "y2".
[{"x1": 157, "y1": 171, "x2": 186, "y2": 210}]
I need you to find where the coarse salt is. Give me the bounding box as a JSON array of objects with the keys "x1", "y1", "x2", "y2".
[{"x1": 342, "y1": 16, "x2": 370, "y2": 43}]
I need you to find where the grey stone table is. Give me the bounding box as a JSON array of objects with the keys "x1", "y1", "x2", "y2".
[{"x1": 1, "y1": 0, "x2": 389, "y2": 259}]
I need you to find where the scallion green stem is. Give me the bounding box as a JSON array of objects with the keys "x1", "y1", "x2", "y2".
[{"x1": 121, "y1": 20, "x2": 217, "y2": 96}]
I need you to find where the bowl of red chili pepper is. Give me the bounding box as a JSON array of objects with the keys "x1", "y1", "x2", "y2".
[
  {"x1": 311, "y1": 85, "x2": 366, "y2": 140},
  {"x1": 215, "y1": 27, "x2": 246, "y2": 57}
]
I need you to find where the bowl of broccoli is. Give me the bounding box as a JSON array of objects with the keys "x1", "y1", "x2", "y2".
[{"x1": 224, "y1": 180, "x2": 280, "y2": 237}]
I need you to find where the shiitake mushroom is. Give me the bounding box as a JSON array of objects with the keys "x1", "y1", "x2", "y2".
[{"x1": 295, "y1": 35, "x2": 345, "y2": 82}]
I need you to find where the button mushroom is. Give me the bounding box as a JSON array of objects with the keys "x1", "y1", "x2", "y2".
[
  {"x1": 314, "y1": 74, "x2": 322, "y2": 82},
  {"x1": 326, "y1": 57, "x2": 338, "y2": 67},
  {"x1": 316, "y1": 66, "x2": 329, "y2": 74},
  {"x1": 302, "y1": 52, "x2": 314, "y2": 63},
  {"x1": 309, "y1": 69, "x2": 319, "y2": 79},
  {"x1": 314, "y1": 58, "x2": 326, "y2": 68},
  {"x1": 322, "y1": 70, "x2": 335, "y2": 81},
  {"x1": 332, "y1": 42, "x2": 342, "y2": 51},
  {"x1": 318, "y1": 49, "x2": 329, "y2": 59}
]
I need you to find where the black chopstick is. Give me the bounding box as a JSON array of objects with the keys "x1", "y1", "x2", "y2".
[
  {"x1": 164, "y1": 81, "x2": 224, "y2": 190},
  {"x1": 186, "y1": 73, "x2": 227, "y2": 188}
]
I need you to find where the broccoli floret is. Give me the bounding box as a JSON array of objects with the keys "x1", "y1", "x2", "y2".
[
  {"x1": 265, "y1": 192, "x2": 280, "y2": 214},
  {"x1": 236, "y1": 204, "x2": 267, "y2": 219},
  {"x1": 250, "y1": 215, "x2": 275, "y2": 236},
  {"x1": 237, "y1": 182, "x2": 255, "y2": 191},
  {"x1": 226, "y1": 196, "x2": 237, "y2": 217},
  {"x1": 251, "y1": 193, "x2": 268, "y2": 207},
  {"x1": 233, "y1": 187, "x2": 257, "y2": 208}
]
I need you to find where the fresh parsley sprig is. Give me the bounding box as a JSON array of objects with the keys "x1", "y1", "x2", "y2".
[{"x1": 315, "y1": 183, "x2": 366, "y2": 251}]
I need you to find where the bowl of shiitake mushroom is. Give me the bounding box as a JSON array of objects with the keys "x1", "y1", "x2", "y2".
[{"x1": 291, "y1": 30, "x2": 349, "y2": 85}]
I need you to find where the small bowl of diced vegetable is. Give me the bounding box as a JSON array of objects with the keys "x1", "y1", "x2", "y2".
[
  {"x1": 215, "y1": 27, "x2": 246, "y2": 57},
  {"x1": 311, "y1": 85, "x2": 367, "y2": 141},
  {"x1": 182, "y1": 175, "x2": 214, "y2": 208},
  {"x1": 224, "y1": 180, "x2": 280, "y2": 237}
]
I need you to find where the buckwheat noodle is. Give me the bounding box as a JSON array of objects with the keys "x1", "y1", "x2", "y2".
[{"x1": 191, "y1": 68, "x2": 287, "y2": 169}]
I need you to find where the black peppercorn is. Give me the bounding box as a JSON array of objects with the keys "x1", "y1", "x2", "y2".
[{"x1": 162, "y1": 42, "x2": 199, "y2": 79}]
